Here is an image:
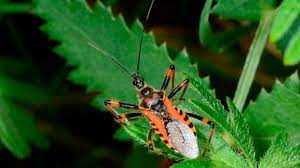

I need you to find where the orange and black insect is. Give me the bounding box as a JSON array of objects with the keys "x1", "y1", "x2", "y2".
[{"x1": 89, "y1": 0, "x2": 215, "y2": 159}]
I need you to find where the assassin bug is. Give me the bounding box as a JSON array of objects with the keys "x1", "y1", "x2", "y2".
[{"x1": 89, "y1": 0, "x2": 215, "y2": 159}]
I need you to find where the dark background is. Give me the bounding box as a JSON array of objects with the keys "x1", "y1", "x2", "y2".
[{"x1": 0, "y1": 0, "x2": 298, "y2": 167}]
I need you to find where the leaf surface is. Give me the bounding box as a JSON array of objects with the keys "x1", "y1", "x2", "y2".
[
  {"x1": 0, "y1": 94, "x2": 48, "y2": 159},
  {"x1": 284, "y1": 28, "x2": 300, "y2": 65},
  {"x1": 259, "y1": 133, "x2": 300, "y2": 168},
  {"x1": 212, "y1": 0, "x2": 275, "y2": 21},
  {"x1": 187, "y1": 75, "x2": 256, "y2": 168},
  {"x1": 245, "y1": 72, "x2": 300, "y2": 156},
  {"x1": 269, "y1": 0, "x2": 300, "y2": 43}
]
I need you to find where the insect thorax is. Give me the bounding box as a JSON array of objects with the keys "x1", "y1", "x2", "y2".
[{"x1": 138, "y1": 86, "x2": 169, "y2": 119}]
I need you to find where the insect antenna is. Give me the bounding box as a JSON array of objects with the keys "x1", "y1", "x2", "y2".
[
  {"x1": 136, "y1": 0, "x2": 156, "y2": 74},
  {"x1": 88, "y1": 0, "x2": 156, "y2": 79},
  {"x1": 88, "y1": 41, "x2": 132, "y2": 77}
]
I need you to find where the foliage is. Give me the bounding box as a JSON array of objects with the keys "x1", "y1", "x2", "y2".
[
  {"x1": 199, "y1": 0, "x2": 300, "y2": 66},
  {"x1": 0, "y1": 0, "x2": 294, "y2": 167},
  {"x1": 212, "y1": 0, "x2": 275, "y2": 21},
  {"x1": 269, "y1": 0, "x2": 300, "y2": 65},
  {"x1": 259, "y1": 133, "x2": 300, "y2": 168},
  {"x1": 32, "y1": 0, "x2": 300, "y2": 167},
  {"x1": 245, "y1": 72, "x2": 300, "y2": 156},
  {"x1": 0, "y1": 75, "x2": 48, "y2": 159},
  {"x1": 187, "y1": 75, "x2": 256, "y2": 168},
  {"x1": 198, "y1": 0, "x2": 252, "y2": 52},
  {"x1": 0, "y1": 1, "x2": 33, "y2": 14}
]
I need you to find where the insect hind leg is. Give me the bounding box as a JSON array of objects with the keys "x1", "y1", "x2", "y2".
[
  {"x1": 147, "y1": 126, "x2": 176, "y2": 159},
  {"x1": 168, "y1": 79, "x2": 189, "y2": 101},
  {"x1": 104, "y1": 100, "x2": 142, "y2": 125},
  {"x1": 186, "y1": 112, "x2": 215, "y2": 156},
  {"x1": 147, "y1": 128, "x2": 155, "y2": 151},
  {"x1": 203, "y1": 123, "x2": 215, "y2": 156}
]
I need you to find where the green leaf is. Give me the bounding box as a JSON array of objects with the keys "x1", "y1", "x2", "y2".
[
  {"x1": 283, "y1": 71, "x2": 300, "y2": 93},
  {"x1": 34, "y1": 0, "x2": 204, "y2": 158},
  {"x1": 172, "y1": 158, "x2": 214, "y2": 168},
  {"x1": 199, "y1": 0, "x2": 252, "y2": 52},
  {"x1": 259, "y1": 132, "x2": 300, "y2": 168},
  {"x1": 275, "y1": 17, "x2": 300, "y2": 52},
  {"x1": 210, "y1": 136, "x2": 249, "y2": 168},
  {"x1": 245, "y1": 72, "x2": 300, "y2": 157},
  {"x1": 0, "y1": 2, "x2": 33, "y2": 14},
  {"x1": 187, "y1": 75, "x2": 256, "y2": 168},
  {"x1": 284, "y1": 28, "x2": 300, "y2": 65},
  {"x1": 0, "y1": 75, "x2": 52, "y2": 105},
  {"x1": 268, "y1": 0, "x2": 300, "y2": 65},
  {"x1": 0, "y1": 94, "x2": 48, "y2": 159},
  {"x1": 269, "y1": 0, "x2": 300, "y2": 43},
  {"x1": 212, "y1": 0, "x2": 275, "y2": 21}
]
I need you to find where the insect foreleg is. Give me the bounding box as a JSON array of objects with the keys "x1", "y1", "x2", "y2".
[
  {"x1": 104, "y1": 100, "x2": 142, "y2": 124},
  {"x1": 161, "y1": 64, "x2": 175, "y2": 90}
]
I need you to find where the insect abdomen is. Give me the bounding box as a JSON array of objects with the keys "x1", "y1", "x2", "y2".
[{"x1": 166, "y1": 120, "x2": 199, "y2": 159}]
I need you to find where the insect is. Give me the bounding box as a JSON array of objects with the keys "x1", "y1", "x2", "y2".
[{"x1": 89, "y1": 0, "x2": 215, "y2": 159}]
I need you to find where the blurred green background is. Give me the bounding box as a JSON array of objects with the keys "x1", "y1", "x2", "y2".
[{"x1": 0, "y1": 0, "x2": 299, "y2": 167}]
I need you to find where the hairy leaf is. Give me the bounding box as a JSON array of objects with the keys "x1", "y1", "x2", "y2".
[
  {"x1": 199, "y1": 0, "x2": 252, "y2": 52},
  {"x1": 245, "y1": 72, "x2": 300, "y2": 156},
  {"x1": 284, "y1": 71, "x2": 300, "y2": 93},
  {"x1": 187, "y1": 75, "x2": 256, "y2": 168},
  {"x1": 210, "y1": 136, "x2": 248, "y2": 168},
  {"x1": 259, "y1": 132, "x2": 300, "y2": 168},
  {"x1": 212, "y1": 0, "x2": 275, "y2": 21},
  {"x1": 0, "y1": 94, "x2": 48, "y2": 159},
  {"x1": 172, "y1": 158, "x2": 214, "y2": 168}
]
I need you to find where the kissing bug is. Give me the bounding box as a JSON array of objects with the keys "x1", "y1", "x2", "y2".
[{"x1": 89, "y1": 0, "x2": 215, "y2": 159}]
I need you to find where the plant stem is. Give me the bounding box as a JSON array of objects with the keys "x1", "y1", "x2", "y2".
[
  {"x1": 0, "y1": 3, "x2": 33, "y2": 14},
  {"x1": 233, "y1": 10, "x2": 275, "y2": 111}
]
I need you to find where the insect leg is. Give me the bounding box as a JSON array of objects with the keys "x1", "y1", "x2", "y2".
[
  {"x1": 186, "y1": 113, "x2": 215, "y2": 156},
  {"x1": 104, "y1": 99, "x2": 142, "y2": 124},
  {"x1": 168, "y1": 79, "x2": 189, "y2": 100},
  {"x1": 161, "y1": 64, "x2": 175, "y2": 90},
  {"x1": 147, "y1": 128, "x2": 155, "y2": 151},
  {"x1": 148, "y1": 127, "x2": 177, "y2": 159}
]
